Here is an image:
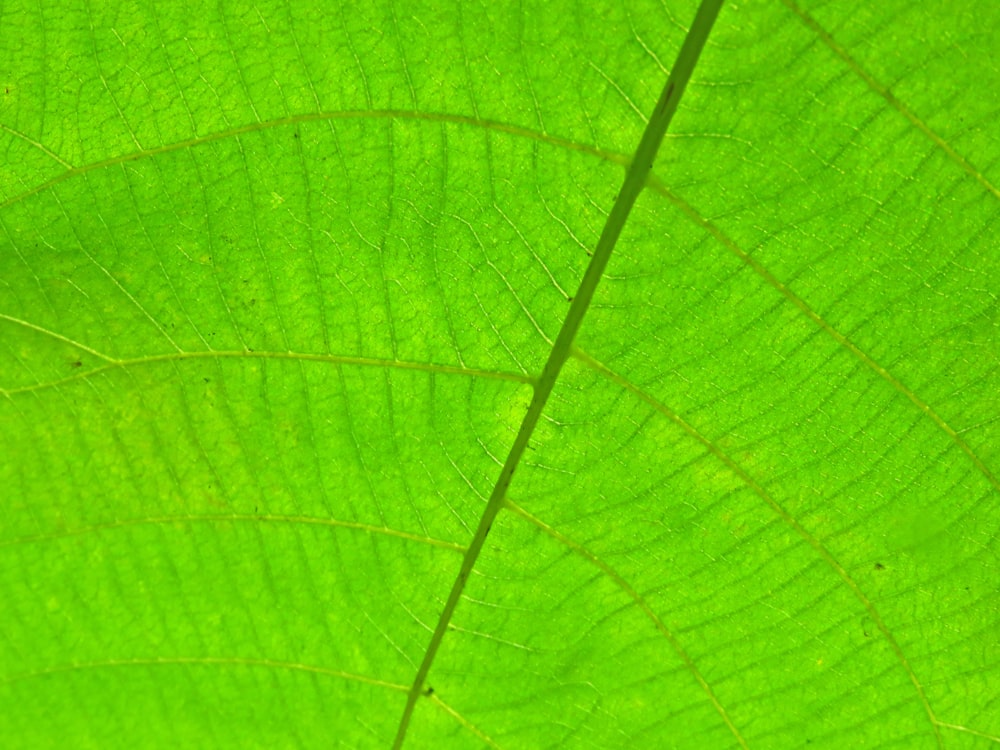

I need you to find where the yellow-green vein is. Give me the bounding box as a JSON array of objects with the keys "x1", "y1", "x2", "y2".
[
  {"x1": 643, "y1": 177, "x2": 1000, "y2": 498},
  {"x1": 0, "y1": 110, "x2": 627, "y2": 213},
  {"x1": 780, "y1": 0, "x2": 1000, "y2": 203},
  {"x1": 504, "y1": 498, "x2": 749, "y2": 750},
  {"x1": 0, "y1": 656, "x2": 406, "y2": 693},
  {"x1": 573, "y1": 346, "x2": 943, "y2": 748},
  {"x1": 0, "y1": 513, "x2": 466, "y2": 553}
]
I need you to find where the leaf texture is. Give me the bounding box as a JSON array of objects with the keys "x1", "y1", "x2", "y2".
[{"x1": 1, "y1": 1, "x2": 998, "y2": 748}]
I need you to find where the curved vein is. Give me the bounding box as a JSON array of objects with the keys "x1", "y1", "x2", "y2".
[
  {"x1": 573, "y1": 346, "x2": 943, "y2": 748},
  {"x1": 0, "y1": 656, "x2": 407, "y2": 692},
  {"x1": 0, "y1": 345, "x2": 532, "y2": 399},
  {"x1": 0, "y1": 656, "x2": 508, "y2": 748},
  {"x1": 0, "y1": 123, "x2": 75, "y2": 169},
  {"x1": 781, "y1": 0, "x2": 1000, "y2": 202},
  {"x1": 390, "y1": 3, "x2": 726, "y2": 746},
  {"x1": 643, "y1": 177, "x2": 1000, "y2": 498},
  {"x1": 504, "y1": 498, "x2": 748, "y2": 750},
  {"x1": 936, "y1": 721, "x2": 1000, "y2": 744},
  {"x1": 0, "y1": 15, "x2": 987, "y2": 502},
  {"x1": 7, "y1": 111, "x2": 988, "y2": 505},
  {"x1": 428, "y1": 693, "x2": 504, "y2": 749},
  {"x1": 0, "y1": 513, "x2": 465, "y2": 553},
  {"x1": 0, "y1": 313, "x2": 114, "y2": 362},
  {"x1": 0, "y1": 109, "x2": 627, "y2": 212}
]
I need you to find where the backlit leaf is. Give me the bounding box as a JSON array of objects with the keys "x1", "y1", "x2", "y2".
[{"x1": 1, "y1": 1, "x2": 997, "y2": 747}]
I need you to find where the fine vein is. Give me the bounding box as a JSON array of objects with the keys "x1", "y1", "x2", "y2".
[{"x1": 390, "y1": 1, "x2": 725, "y2": 746}]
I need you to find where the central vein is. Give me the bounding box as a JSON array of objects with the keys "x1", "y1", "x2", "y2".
[{"x1": 390, "y1": 2, "x2": 725, "y2": 746}]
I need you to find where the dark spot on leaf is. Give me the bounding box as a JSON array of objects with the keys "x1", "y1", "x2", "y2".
[
  {"x1": 293, "y1": 131, "x2": 300, "y2": 139},
  {"x1": 203, "y1": 378, "x2": 210, "y2": 383},
  {"x1": 874, "y1": 562, "x2": 885, "y2": 571},
  {"x1": 69, "y1": 360, "x2": 82, "y2": 368},
  {"x1": 423, "y1": 686, "x2": 434, "y2": 696}
]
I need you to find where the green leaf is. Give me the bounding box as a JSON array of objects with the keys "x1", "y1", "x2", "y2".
[{"x1": 1, "y1": 1, "x2": 997, "y2": 748}]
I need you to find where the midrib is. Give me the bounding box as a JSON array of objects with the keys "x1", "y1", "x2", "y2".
[{"x1": 390, "y1": 1, "x2": 727, "y2": 746}]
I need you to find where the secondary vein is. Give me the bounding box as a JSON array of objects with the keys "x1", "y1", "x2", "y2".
[{"x1": 390, "y1": 1, "x2": 726, "y2": 747}]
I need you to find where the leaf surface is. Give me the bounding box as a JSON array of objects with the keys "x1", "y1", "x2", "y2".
[{"x1": 1, "y1": 1, "x2": 998, "y2": 748}]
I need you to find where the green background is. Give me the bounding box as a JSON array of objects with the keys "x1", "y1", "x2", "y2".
[{"x1": 1, "y1": 0, "x2": 997, "y2": 747}]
